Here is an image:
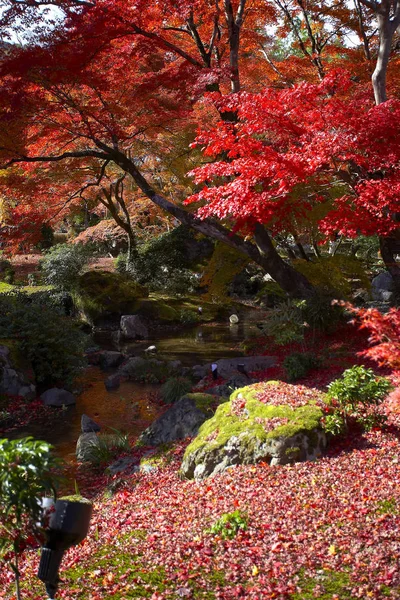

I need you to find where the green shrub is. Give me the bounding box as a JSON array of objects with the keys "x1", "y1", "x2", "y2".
[
  {"x1": 179, "y1": 308, "x2": 201, "y2": 325},
  {"x1": 293, "y1": 255, "x2": 370, "y2": 298},
  {"x1": 0, "y1": 258, "x2": 15, "y2": 284},
  {"x1": 260, "y1": 300, "x2": 305, "y2": 345},
  {"x1": 0, "y1": 437, "x2": 59, "y2": 598},
  {"x1": 87, "y1": 431, "x2": 130, "y2": 468},
  {"x1": 325, "y1": 365, "x2": 392, "y2": 432},
  {"x1": 0, "y1": 291, "x2": 86, "y2": 387},
  {"x1": 160, "y1": 377, "x2": 193, "y2": 404},
  {"x1": 300, "y1": 295, "x2": 344, "y2": 333},
  {"x1": 283, "y1": 352, "x2": 321, "y2": 382},
  {"x1": 209, "y1": 510, "x2": 248, "y2": 539},
  {"x1": 40, "y1": 243, "x2": 90, "y2": 290},
  {"x1": 117, "y1": 226, "x2": 207, "y2": 294}
]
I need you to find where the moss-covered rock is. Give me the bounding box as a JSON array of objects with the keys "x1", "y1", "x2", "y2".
[
  {"x1": 181, "y1": 382, "x2": 326, "y2": 479},
  {"x1": 73, "y1": 271, "x2": 148, "y2": 324},
  {"x1": 139, "y1": 393, "x2": 224, "y2": 446}
]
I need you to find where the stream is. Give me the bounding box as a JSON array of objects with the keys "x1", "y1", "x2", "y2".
[{"x1": 9, "y1": 310, "x2": 265, "y2": 462}]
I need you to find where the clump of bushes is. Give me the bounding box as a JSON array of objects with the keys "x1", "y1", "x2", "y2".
[
  {"x1": 40, "y1": 243, "x2": 90, "y2": 290},
  {"x1": 324, "y1": 365, "x2": 392, "y2": 434},
  {"x1": 0, "y1": 291, "x2": 86, "y2": 387},
  {"x1": 283, "y1": 352, "x2": 321, "y2": 382},
  {"x1": 116, "y1": 226, "x2": 208, "y2": 295}
]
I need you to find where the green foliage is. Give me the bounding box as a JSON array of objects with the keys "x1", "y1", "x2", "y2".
[
  {"x1": 327, "y1": 366, "x2": 392, "y2": 408},
  {"x1": 160, "y1": 377, "x2": 193, "y2": 404},
  {"x1": 88, "y1": 431, "x2": 131, "y2": 468},
  {"x1": 0, "y1": 292, "x2": 86, "y2": 387},
  {"x1": 0, "y1": 437, "x2": 59, "y2": 596},
  {"x1": 118, "y1": 226, "x2": 207, "y2": 295},
  {"x1": 300, "y1": 294, "x2": 344, "y2": 333},
  {"x1": 0, "y1": 258, "x2": 15, "y2": 284},
  {"x1": 256, "y1": 280, "x2": 287, "y2": 306},
  {"x1": 283, "y1": 352, "x2": 321, "y2": 382},
  {"x1": 122, "y1": 358, "x2": 177, "y2": 384},
  {"x1": 73, "y1": 270, "x2": 147, "y2": 323},
  {"x1": 293, "y1": 256, "x2": 370, "y2": 298},
  {"x1": 326, "y1": 366, "x2": 392, "y2": 432},
  {"x1": 40, "y1": 243, "x2": 90, "y2": 290},
  {"x1": 322, "y1": 412, "x2": 346, "y2": 436},
  {"x1": 209, "y1": 510, "x2": 248, "y2": 539},
  {"x1": 179, "y1": 308, "x2": 202, "y2": 325},
  {"x1": 260, "y1": 300, "x2": 306, "y2": 345}
]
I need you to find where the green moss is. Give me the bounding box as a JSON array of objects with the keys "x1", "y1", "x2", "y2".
[
  {"x1": 291, "y1": 569, "x2": 356, "y2": 599},
  {"x1": 186, "y1": 393, "x2": 224, "y2": 415},
  {"x1": 375, "y1": 497, "x2": 398, "y2": 515},
  {"x1": 73, "y1": 270, "x2": 148, "y2": 323},
  {"x1": 184, "y1": 383, "x2": 323, "y2": 459},
  {"x1": 0, "y1": 283, "x2": 53, "y2": 295},
  {"x1": 59, "y1": 495, "x2": 92, "y2": 505}
]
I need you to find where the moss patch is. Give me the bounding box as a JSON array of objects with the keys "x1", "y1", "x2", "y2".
[
  {"x1": 291, "y1": 569, "x2": 356, "y2": 599},
  {"x1": 73, "y1": 271, "x2": 148, "y2": 323},
  {"x1": 186, "y1": 393, "x2": 225, "y2": 416}
]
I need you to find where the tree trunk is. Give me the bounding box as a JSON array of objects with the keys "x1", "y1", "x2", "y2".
[
  {"x1": 379, "y1": 236, "x2": 400, "y2": 292},
  {"x1": 364, "y1": 2, "x2": 400, "y2": 293},
  {"x1": 110, "y1": 148, "x2": 317, "y2": 298},
  {"x1": 253, "y1": 224, "x2": 317, "y2": 298}
]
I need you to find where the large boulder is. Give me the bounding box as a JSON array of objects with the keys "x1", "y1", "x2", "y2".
[
  {"x1": 0, "y1": 345, "x2": 36, "y2": 400},
  {"x1": 181, "y1": 382, "x2": 326, "y2": 479},
  {"x1": 74, "y1": 270, "x2": 148, "y2": 324},
  {"x1": 204, "y1": 356, "x2": 276, "y2": 379},
  {"x1": 76, "y1": 432, "x2": 99, "y2": 461},
  {"x1": 140, "y1": 393, "x2": 221, "y2": 446},
  {"x1": 98, "y1": 350, "x2": 125, "y2": 370},
  {"x1": 41, "y1": 388, "x2": 76, "y2": 407},
  {"x1": 81, "y1": 414, "x2": 101, "y2": 433},
  {"x1": 371, "y1": 272, "x2": 394, "y2": 301},
  {"x1": 120, "y1": 315, "x2": 149, "y2": 340}
]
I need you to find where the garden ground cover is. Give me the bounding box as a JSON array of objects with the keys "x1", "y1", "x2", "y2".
[{"x1": 1, "y1": 410, "x2": 399, "y2": 600}]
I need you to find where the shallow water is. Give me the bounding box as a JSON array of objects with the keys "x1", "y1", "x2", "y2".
[{"x1": 10, "y1": 309, "x2": 265, "y2": 461}]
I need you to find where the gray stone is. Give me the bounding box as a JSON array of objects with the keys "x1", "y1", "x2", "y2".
[
  {"x1": 144, "y1": 345, "x2": 157, "y2": 354},
  {"x1": 192, "y1": 365, "x2": 207, "y2": 380},
  {"x1": 107, "y1": 456, "x2": 139, "y2": 476},
  {"x1": 0, "y1": 345, "x2": 36, "y2": 400},
  {"x1": 182, "y1": 430, "x2": 326, "y2": 480},
  {"x1": 204, "y1": 356, "x2": 276, "y2": 380},
  {"x1": 76, "y1": 432, "x2": 99, "y2": 461},
  {"x1": 120, "y1": 315, "x2": 149, "y2": 340},
  {"x1": 140, "y1": 464, "x2": 158, "y2": 474},
  {"x1": 40, "y1": 388, "x2": 76, "y2": 407},
  {"x1": 139, "y1": 394, "x2": 216, "y2": 446},
  {"x1": 99, "y1": 351, "x2": 125, "y2": 370},
  {"x1": 206, "y1": 374, "x2": 253, "y2": 397},
  {"x1": 372, "y1": 272, "x2": 394, "y2": 301},
  {"x1": 104, "y1": 374, "x2": 121, "y2": 391},
  {"x1": 81, "y1": 414, "x2": 101, "y2": 433}
]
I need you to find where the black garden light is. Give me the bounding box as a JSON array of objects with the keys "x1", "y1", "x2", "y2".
[{"x1": 38, "y1": 497, "x2": 92, "y2": 599}]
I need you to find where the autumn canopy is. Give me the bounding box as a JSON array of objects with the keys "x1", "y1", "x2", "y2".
[{"x1": 0, "y1": 0, "x2": 399, "y2": 297}]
